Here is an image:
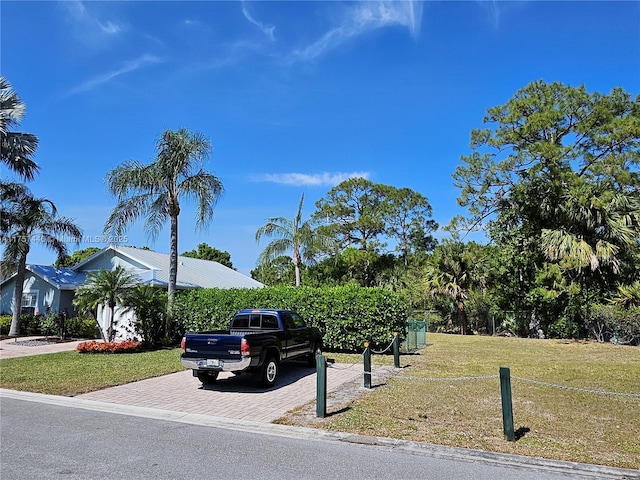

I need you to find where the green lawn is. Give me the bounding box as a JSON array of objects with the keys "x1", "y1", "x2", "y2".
[
  {"x1": 0, "y1": 348, "x2": 184, "y2": 396},
  {"x1": 282, "y1": 334, "x2": 640, "y2": 470}
]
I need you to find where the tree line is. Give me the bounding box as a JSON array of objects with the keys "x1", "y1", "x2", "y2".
[
  {"x1": 2, "y1": 76, "x2": 638, "y2": 343},
  {"x1": 251, "y1": 81, "x2": 640, "y2": 343}
]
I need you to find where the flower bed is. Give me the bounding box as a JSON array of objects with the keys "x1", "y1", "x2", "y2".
[{"x1": 77, "y1": 340, "x2": 142, "y2": 354}]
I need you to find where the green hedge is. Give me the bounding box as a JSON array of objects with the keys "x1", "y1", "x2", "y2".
[
  {"x1": 172, "y1": 285, "x2": 409, "y2": 352},
  {"x1": 0, "y1": 313, "x2": 99, "y2": 339}
]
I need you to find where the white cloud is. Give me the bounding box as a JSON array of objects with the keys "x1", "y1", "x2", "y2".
[
  {"x1": 288, "y1": 1, "x2": 423, "y2": 63},
  {"x1": 256, "y1": 172, "x2": 370, "y2": 187},
  {"x1": 68, "y1": 54, "x2": 162, "y2": 95},
  {"x1": 63, "y1": 0, "x2": 122, "y2": 40},
  {"x1": 242, "y1": 6, "x2": 276, "y2": 42}
]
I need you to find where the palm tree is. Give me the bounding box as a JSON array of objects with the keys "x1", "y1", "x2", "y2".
[
  {"x1": 73, "y1": 266, "x2": 141, "y2": 342},
  {"x1": 122, "y1": 284, "x2": 167, "y2": 344},
  {"x1": 1, "y1": 183, "x2": 81, "y2": 336},
  {"x1": 423, "y1": 242, "x2": 487, "y2": 335},
  {"x1": 255, "y1": 193, "x2": 332, "y2": 286},
  {"x1": 0, "y1": 76, "x2": 39, "y2": 180},
  {"x1": 104, "y1": 128, "x2": 224, "y2": 310},
  {"x1": 541, "y1": 187, "x2": 640, "y2": 275}
]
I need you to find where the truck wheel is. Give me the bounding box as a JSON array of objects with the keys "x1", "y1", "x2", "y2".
[
  {"x1": 259, "y1": 355, "x2": 278, "y2": 388},
  {"x1": 197, "y1": 370, "x2": 219, "y2": 385},
  {"x1": 307, "y1": 343, "x2": 322, "y2": 367}
]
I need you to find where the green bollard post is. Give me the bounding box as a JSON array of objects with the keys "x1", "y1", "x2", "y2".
[
  {"x1": 316, "y1": 354, "x2": 326, "y2": 418},
  {"x1": 499, "y1": 366, "x2": 515, "y2": 441},
  {"x1": 363, "y1": 343, "x2": 371, "y2": 389},
  {"x1": 393, "y1": 332, "x2": 400, "y2": 368}
]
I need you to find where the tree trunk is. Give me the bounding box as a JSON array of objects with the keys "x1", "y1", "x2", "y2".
[
  {"x1": 457, "y1": 299, "x2": 468, "y2": 335},
  {"x1": 292, "y1": 252, "x2": 301, "y2": 287},
  {"x1": 108, "y1": 301, "x2": 116, "y2": 342},
  {"x1": 9, "y1": 253, "x2": 28, "y2": 336},
  {"x1": 167, "y1": 213, "x2": 179, "y2": 336}
]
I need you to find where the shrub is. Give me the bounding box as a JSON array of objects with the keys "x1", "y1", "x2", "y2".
[
  {"x1": 0, "y1": 315, "x2": 11, "y2": 335},
  {"x1": 39, "y1": 314, "x2": 58, "y2": 337},
  {"x1": 173, "y1": 285, "x2": 409, "y2": 352},
  {"x1": 77, "y1": 340, "x2": 142, "y2": 353},
  {"x1": 583, "y1": 304, "x2": 640, "y2": 346},
  {"x1": 65, "y1": 315, "x2": 100, "y2": 339}
]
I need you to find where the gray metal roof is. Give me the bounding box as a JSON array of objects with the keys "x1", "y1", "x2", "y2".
[{"x1": 105, "y1": 246, "x2": 264, "y2": 290}]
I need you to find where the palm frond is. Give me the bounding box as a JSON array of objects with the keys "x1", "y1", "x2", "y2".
[
  {"x1": 104, "y1": 193, "x2": 155, "y2": 236},
  {"x1": 178, "y1": 171, "x2": 223, "y2": 229}
]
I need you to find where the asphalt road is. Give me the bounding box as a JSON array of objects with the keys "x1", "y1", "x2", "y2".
[{"x1": 2, "y1": 395, "x2": 634, "y2": 480}]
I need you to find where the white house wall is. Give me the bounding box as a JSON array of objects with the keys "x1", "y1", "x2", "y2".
[{"x1": 96, "y1": 303, "x2": 139, "y2": 341}]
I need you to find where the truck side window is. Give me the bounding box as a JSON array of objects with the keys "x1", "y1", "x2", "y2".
[
  {"x1": 291, "y1": 313, "x2": 306, "y2": 328},
  {"x1": 281, "y1": 312, "x2": 296, "y2": 329},
  {"x1": 262, "y1": 315, "x2": 278, "y2": 329}
]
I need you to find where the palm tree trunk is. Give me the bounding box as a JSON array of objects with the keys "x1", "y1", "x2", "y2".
[
  {"x1": 108, "y1": 301, "x2": 116, "y2": 342},
  {"x1": 457, "y1": 299, "x2": 468, "y2": 335},
  {"x1": 9, "y1": 253, "x2": 28, "y2": 336},
  {"x1": 167, "y1": 213, "x2": 179, "y2": 336}
]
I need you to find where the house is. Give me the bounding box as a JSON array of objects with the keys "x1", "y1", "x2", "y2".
[{"x1": 0, "y1": 245, "x2": 263, "y2": 339}]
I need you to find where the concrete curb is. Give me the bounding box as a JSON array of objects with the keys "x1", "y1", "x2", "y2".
[{"x1": 2, "y1": 388, "x2": 638, "y2": 479}]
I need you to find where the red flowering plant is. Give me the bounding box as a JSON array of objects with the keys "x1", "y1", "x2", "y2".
[{"x1": 77, "y1": 340, "x2": 142, "y2": 354}]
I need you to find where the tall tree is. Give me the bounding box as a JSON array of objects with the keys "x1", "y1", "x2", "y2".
[
  {"x1": 0, "y1": 76, "x2": 39, "y2": 181},
  {"x1": 73, "y1": 266, "x2": 140, "y2": 342},
  {"x1": 1, "y1": 183, "x2": 81, "y2": 336},
  {"x1": 313, "y1": 178, "x2": 387, "y2": 252},
  {"x1": 452, "y1": 81, "x2": 640, "y2": 329},
  {"x1": 181, "y1": 242, "x2": 233, "y2": 269},
  {"x1": 256, "y1": 193, "x2": 331, "y2": 286},
  {"x1": 104, "y1": 128, "x2": 224, "y2": 313},
  {"x1": 382, "y1": 186, "x2": 438, "y2": 268}
]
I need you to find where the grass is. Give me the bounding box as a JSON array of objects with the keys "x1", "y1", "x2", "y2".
[
  {"x1": 1, "y1": 335, "x2": 638, "y2": 470},
  {"x1": 281, "y1": 334, "x2": 640, "y2": 471},
  {"x1": 0, "y1": 348, "x2": 184, "y2": 396}
]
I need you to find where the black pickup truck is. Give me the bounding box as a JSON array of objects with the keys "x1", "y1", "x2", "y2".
[{"x1": 180, "y1": 309, "x2": 323, "y2": 388}]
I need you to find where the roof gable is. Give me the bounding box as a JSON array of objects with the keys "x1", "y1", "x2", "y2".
[{"x1": 73, "y1": 245, "x2": 263, "y2": 290}]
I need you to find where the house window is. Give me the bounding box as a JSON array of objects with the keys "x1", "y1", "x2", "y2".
[{"x1": 21, "y1": 292, "x2": 38, "y2": 314}]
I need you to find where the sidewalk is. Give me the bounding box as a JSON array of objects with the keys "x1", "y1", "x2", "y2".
[{"x1": 0, "y1": 336, "x2": 87, "y2": 359}]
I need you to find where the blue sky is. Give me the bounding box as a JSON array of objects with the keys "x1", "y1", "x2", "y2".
[{"x1": 2, "y1": 1, "x2": 639, "y2": 276}]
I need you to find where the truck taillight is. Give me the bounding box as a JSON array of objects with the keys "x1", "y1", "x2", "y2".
[
  {"x1": 241, "y1": 338, "x2": 250, "y2": 356},
  {"x1": 181, "y1": 336, "x2": 186, "y2": 353}
]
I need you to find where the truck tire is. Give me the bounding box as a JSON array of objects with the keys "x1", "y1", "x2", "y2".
[
  {"x1": 258, "y1": 354, "x2": 278, "y2": 388},
  {"x1": 197, "y1": 370, "x2": 219, "y2": 385},
  {"x1": 307, "y1": 342, "x2": 322, "y2": 367}
]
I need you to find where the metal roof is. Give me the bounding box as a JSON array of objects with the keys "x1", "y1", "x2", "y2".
[
  {"x1": 101, "y1": 246, "x2": 264, "y2": 290},
  {"x1": 24, "y1": 265, "x2": 87, "y2": 290},
  {"x1": 1, "y1": 246, "x2": 263, "y2": 291}
]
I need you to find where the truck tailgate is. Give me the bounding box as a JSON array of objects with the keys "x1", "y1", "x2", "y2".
[{"x1": 182, "y1": 333, "x2": 244, "y2": 360}]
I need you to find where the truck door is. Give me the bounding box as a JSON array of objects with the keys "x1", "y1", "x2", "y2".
[{"x1": 281, "y1": 311, "x2": 311, "y2": 359}]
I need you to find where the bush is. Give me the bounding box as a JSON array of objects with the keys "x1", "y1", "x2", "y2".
[
  {"x1": 172, "y1": 285, "x2": 409, "y2": 352},
  {"x1": 0, "y1": 315, "x2": 11, "y2": 335},
  {"x1": 77, "y1": 340, "x2": 142, "y2": 353},
  {"x1": 547, "y1": 316, "x2": 582, "y2": 339},
  {"x1": 65, "y1": 315, "x2": 100, "y2": 339},
  {"x1": 583, "y1": 304, "x2": 640, "y2": 346}
]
